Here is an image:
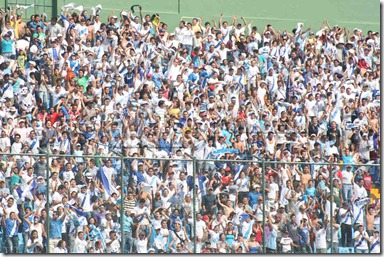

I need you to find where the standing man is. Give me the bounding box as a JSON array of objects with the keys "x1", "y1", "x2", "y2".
[
  {"x1": 313, "y1": 216, "x2": 328, "y2": 253},
  {"x1": 49, "y1": 207, "x2": 67, "y2": 252},
  {"x1": 123, "y1": 210, "x2": 134, "y2": 253},
  {"x1": 3, "y1": 211, "x2": 22, "y2": 253},
  {"x1": 201, "y1": 187, "x2": 216, "y2": 215},
  {"x1": 339, "y1": 202, "x2": 353, "y2": 247}
]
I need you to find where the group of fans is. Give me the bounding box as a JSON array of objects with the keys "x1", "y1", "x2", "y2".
[{"x1": 0, "y1": 3, "x2": 381, "y2": 254}]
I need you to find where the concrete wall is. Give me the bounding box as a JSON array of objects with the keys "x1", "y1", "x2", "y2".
[
  {"x1": 58, "y1": 0, "x2": 379, "y2": 32},
  {"x1": 4, "y1": 0, "x2": 380, "y2": 33}
]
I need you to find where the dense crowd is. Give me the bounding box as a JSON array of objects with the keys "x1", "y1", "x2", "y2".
[{"x1": 0, "y1": 3, "x2": 381, "y2": 254}]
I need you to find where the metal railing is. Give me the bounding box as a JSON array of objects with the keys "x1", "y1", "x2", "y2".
[{"x1": 0, "y1": 151, "x2": 380, "y2": 253}]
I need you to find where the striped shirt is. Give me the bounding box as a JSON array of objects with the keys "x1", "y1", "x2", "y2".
[{"x1": 124, "y1": 198, "x2": 136, "y2": 212}]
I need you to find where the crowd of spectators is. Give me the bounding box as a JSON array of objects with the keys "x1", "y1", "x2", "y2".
[{"x1": 0, "y1": 3, "x2": 381, "y2": 254}]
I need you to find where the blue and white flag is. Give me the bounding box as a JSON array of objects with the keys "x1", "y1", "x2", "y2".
[
  {"x1": 30, "y1": 179, "x2": 37, "y2": 194},
  {"x1": 70, "y1": 205, "x2": 87, "y2": 217},
  {"x1": 212, "y1": 148, "x2": 239, "y2": 155},
  {"x1": 234, "y1": 163, "x2": 245, "y2": 181},
  {"x1": 16, "y1": 186, "x2": 23, "y2": 198},
  {"x1": 96, "y1": 166, "x2": 116, "y2": 196}
]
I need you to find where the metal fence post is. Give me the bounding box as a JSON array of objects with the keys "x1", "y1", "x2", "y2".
[
  {"x1": 46, "y1": 151, "x2": 50, "y2": 253},
  {"x1": 330, "y1": 162, "x2": 333, "y2": 254},
  {"x1": 112, "y1": 150, "x2": 125, "y2": 252},
  {"x1": 262, "y1": 160, "x2": 266, "y2": 253},
  {"x1": 178, "y1": 0, "x2": 181, "y2": 13},
  {"x1": 120, "y1": 155, "x2": 124, "y2": 252},
  {"x1": 193, "y1": 157, "x2": 197, "y2": 253},
  {"x1": 184, "y1": 153, "x2": 197, "y2": 253},
  {"x1": 39, "y1": 148, "x2": 50, "y2": 253},
  {"x1": 52, "y1": 0, "x2": 58, "y2": 18}
]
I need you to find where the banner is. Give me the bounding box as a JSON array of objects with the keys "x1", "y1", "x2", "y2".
[{"x1": 212, "y1": 148, "x2": 239, "y2": 155}]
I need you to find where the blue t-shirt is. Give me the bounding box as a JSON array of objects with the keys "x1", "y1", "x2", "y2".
[
  {"x1": 123, "y1": 215, "x2": 133, "y2": 233},
  {"x1": 5, "y1": 218, "x2": 19, "y2": 237},
  {"x1": 258, "y1": 55, "x2": 267, "y2": 74},
  {"x1": 248, "y1": 191, "x2": 261, "y2": 207},
  {"x1": 266, "y1": 229, "x2": 277, "y2": 250},
  {"x1": 1, "y1": 39, "x2": 13, "y2": 53},
  {"x1": 305, "y1": 186, "x2": 316, "y2": 197},
  {"x1": 298, "y1": 226, "x2": 310, "y2": 245},
  {"x1": 152, "y1": 72, "x2": 164, "y2": 90},
  {"x1": 49, "y1": 218, "x2": 64, "y2": 238}
]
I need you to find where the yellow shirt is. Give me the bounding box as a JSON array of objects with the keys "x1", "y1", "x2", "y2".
[
  {"x1": 168, "y1": 107, "x2": 180, "y2": 118},
  {"x1": 192, "y1": 24, "x2": 201, "y2": 33},
  {"x1": 17, "y1": 55, "x2": 26, "y2": 68}
]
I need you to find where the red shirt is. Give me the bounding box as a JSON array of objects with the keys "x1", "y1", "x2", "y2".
[
  {"x1": 68, "y1": 110, "x2": 81, "y2": 121},
  {"x1": 238, "y1": 112, "x2": 246, "y2": 119},
  {"x1": 221, "y1": 176, "x2": 231, "y2": 185},
  {"x1": 47, "y1": 112, "x2": 61, "y2": 124},
  {"x1": 363, "y1": 173, "x2": 372, "y2": 191}
]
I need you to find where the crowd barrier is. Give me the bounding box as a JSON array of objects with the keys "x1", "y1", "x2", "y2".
[{"x1": 0, "y1": 151, "x2": 380, "y2": 253}]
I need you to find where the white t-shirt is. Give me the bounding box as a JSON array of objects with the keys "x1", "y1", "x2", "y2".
[
  {"x1": 354, "y1": 231, "x2": 369, "y2": 250},
  {"x1": 195, "y1": 219, "x2": 207, "y2": 239},
  {"x1": 135, "y1": 238, "x2": 148, "y2": 253},
  {"x1": 3, "y1": 204, "x2": 19, "y2": 218},
  {"x1": 315, "y1": 228, "x2": 327, "y2": 249},
  {"x1": 353, "y1": 184, "x2": 368, "y2": 200},
  {"x1": 305, "y1": 99, "x2": 316, "y2": 117},
  {"x1": 51, "y1": 191, "x2": 63, "y2": 204},
  {"x1": 78, "y1": 191, "x2": 92, "y2": 212},
  {"x1": 0, "y1": 137, "x2": 11, "y2": 153},
  {"x1": 339, "y1": 208, "x2": 352, "y2": 225},
  {"x1": 220, "y1": 26, "x2": 233, "y2": 43},
  {"x1": 53, "y1": 247, "x2": 68, "y2": 253},
  {"x1": 369, "y1": 236, "x2": 380, "y2": 253},
  {"x1": 62, "y1": 170, "x2": 75, "y2": 183},
  {"x1": 280, "y1": 236, "x2": 293, "y2": 252},
  {"x1": 106, "y1": 239, "x2": 120, "y2": 253},
  {"x1": 73, "y1": 237, "x2": 88, "y2": 253},
  {"x1": 341, "y1": 171, "x2": 353, "y2": 184},
  {"x1": 11, "y1": 141, "x2": 23, "y2": 155},
  {"x1": 181, "y1": 29, "x2": 194, "y2": 46},
  {"x1": 133, "y1": 206, "x2": 150, "y2": 224},
  {"x1": 267, "y1": 182, "x2": 279, "y2": 200}
]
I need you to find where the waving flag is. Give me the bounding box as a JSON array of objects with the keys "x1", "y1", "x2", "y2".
[
  {"x1": 198, "y1": 174, "x2": 208, "y2": 196},
  {"x1": 30, "y1": 179, "x2": 37, "y2": 194},
  {"x1": 18, "y1": 179, "x2": 37, "y2": 200},
  {"x1": 240, "y1": 213, "x2": 249, "y2": 222},
  {"x1": 212, "y1": 149, "x2": 239, "y2": 155},
  {"x1": 16, "y1": 185, "x2": 23, "y2": 198},
  {"x1": 70, "y1": 205, "x2": 87, "y2": 217},
  {"x1": 96, "y1": 166, "x2": 116, "y2": 196},
  {"x1": 355, "y1": 197, "x2": 370, "y2": 207},
  {"x1": 234, "y1": 163, "x2": 245, "y2": 181}
]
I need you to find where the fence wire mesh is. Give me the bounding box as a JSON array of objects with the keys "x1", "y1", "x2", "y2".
[{"x1": 0, "y1": 153, "x2": 380, "y2": 253}]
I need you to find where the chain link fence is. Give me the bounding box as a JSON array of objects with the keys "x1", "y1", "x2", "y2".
[{"x1": 0, "y1": 152, "x2": 380, "y2": 253}]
